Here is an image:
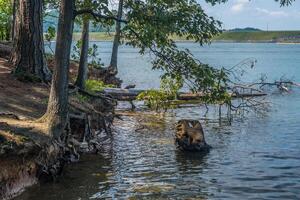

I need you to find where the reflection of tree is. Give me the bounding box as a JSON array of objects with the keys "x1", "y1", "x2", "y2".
[
  {"x1": 175, "y1": 150, "x2": 209, "y2": 172},
  {"x1": 174, "y1": 150, "x2": 210, "y2": 199},
  {"x1": 14, "y1": 154, "x2": 113, "y2": 200}
]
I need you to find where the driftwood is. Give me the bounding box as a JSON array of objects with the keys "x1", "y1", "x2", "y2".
[
  {"x1": 103, "y1": 88, "x2": 267, "y2": 101},
  {"x1": 175, "y1": 119, "x2": 211, "y2": 152}
]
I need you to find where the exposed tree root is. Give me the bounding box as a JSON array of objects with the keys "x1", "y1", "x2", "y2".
[
  {"x1": 0, "y1": 113, "x2": 20, "y2": 120},
  {"x1": 0, "y1": 86, "x2": 116, "y2": 199}
]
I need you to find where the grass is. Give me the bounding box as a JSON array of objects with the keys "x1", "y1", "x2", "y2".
[
  {"x1": 74, "y1": 31, "x2": 300, "y2": 43},
  {"x1": 73, "y1": 32, "x2": 114, "y2": 41}
]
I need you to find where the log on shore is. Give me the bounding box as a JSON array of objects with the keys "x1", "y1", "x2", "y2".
[{"x1": 103, "y1": 88, "x2": 267, "y2": 101}]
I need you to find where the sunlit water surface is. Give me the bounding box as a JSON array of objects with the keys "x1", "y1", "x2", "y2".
[{"x1": 15, "y1": 43, "x2": 300, "y2": 200}]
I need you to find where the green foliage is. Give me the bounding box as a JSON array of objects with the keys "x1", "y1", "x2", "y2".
[
  {"x1": 138, "y1": 68, "x2": 231, "y2": 112},
  {"x1": 123, "y1": 0, "x2": 222, "y2": 53},
  {"x1": 122, "y1": 0, "x2": 293, "y2": 108},
  {"x1": 71, "y1": 40, "x2": 104, "y2": 69},
  {"x1": 45, "y1": 26, "x2": 56, "y2": 54},
  {"x1": 0, "y1": 0, "x2": 12, "y2": 40},
  {"x1": 75, "y1": 93, "x2": 90, "y2": 103},
  {"x1": 71, "y1": 40, "x2": 82, "y2": 60},
  {"x1": 85, "y1": 79, "x2": 115, "y2": 93},
  {"x1": 122, "y1": 0, "x2": 231, "y2": 106},
  {"x1": 45, "y1": 0, "x2": 292, "y2": 109},
  {"x1": 275, "y1": 0, "x2": 295, "y2": 6},
  {"x1": 160, "y1": 75, "x2": 183, "y2": 100},
  {"x1": 74, "y1": 0, "x2": 114, "y2": 30},
  {"x1": 137, "y1": 76, "x2": 183, "y2": 112},
  {"x1": 152, "y1": 47, "x2": 231, "y2": 104},
  {"x1": 201, "y1": 68, "x2": 231, "y2": 105},
  {"x1": 45, "y1": 26, "x2": 56, "y2": 42},
  {"x1": 75, "y1": 79, "x2": 115, "y2": 102},
  {"x1": 137, "y1": 89, "x2": 171, "y2": 112}
]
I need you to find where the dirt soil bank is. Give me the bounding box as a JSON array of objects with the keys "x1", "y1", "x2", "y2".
[{"x1": 0, "y1": 56, "x2": 115, "y2": 199}]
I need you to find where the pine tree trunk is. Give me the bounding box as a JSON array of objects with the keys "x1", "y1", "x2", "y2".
[
  {"x1": 109, "y1": 0, "x2": 124, "y2": 73},
  {"x1": 10, "y1": 0, "x2": 51, "y2": 82},
  {"x1": 44, "y1": 0, "x2": 75, "y2": 140},
  {"x1": 75, "y1": 19, "x2": 90, "y2": 90}
]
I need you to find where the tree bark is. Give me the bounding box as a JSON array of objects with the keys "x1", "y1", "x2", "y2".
[
  {"x1": 109, "y1": 0, "x2": 124, "y2": 73},
  {"x1": 43, "y1": 0, "x2": 75, "y2": 140},
  {"x1": 75, "y1": 18, "x2": 89, "y2": 90},
  {"x1": 11, "y1": 0, "x2": 16, "y2": 41},
  {"x1": 10, "y1": 0, "x2": 51, "y2": 82}
]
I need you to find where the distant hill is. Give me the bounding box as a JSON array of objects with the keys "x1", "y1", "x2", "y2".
[
  {"x1": 228, "y1": 27, "x2": 262, "y2": 32},
  {"x1": 214, "y1": 31, "x2": 300, "y2": 43},
  {"x1": 43, "y1": 13, "x2": 300, "y2": 43}
]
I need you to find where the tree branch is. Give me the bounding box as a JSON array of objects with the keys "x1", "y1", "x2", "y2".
[{"x1": 74, "y1": 9, "x2": 128, "y2": 23}]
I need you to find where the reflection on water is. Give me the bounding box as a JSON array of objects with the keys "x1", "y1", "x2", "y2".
[
  {"x1": 15, "y1": 98, "x2": 300, "y2": 199},
  {"x1": 16, "y1": 43, "x2": 300, "y2": 199}
]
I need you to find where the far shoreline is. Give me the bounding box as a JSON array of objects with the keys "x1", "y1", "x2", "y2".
[
  {"x1": 68, "y1": 31, "x2": 300, "y2": 44},
  {"x1": 47, "y1": 38, "x2": 300, "y2": 44}
]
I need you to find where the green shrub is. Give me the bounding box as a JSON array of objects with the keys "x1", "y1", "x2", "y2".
[
  {"x1": 137, "y1": 76, "x2": 183, "y2": 112},
  {"x1": 85, "y1": 79, "x2": 115, "y2": 93},
  {"x1": 137, "y1": 89, "x2": 171, "y2": 112}
]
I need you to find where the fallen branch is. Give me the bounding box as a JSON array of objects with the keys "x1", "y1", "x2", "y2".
[{"x1": 103, "y1": 88, "x2": 267, "y2": 101}]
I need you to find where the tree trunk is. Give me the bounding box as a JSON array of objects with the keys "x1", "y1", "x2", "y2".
[
  {"x1": 11, "y1": 0, "x2": 16, "y2": 41},
  {"x1": 10, "y1": 0, "x2": 51, "y2": 82},
  {"x1": 43, "y1": 0, "x2": 75, "y2": 140},
  {"x1": 75, "y1": 19, "x2": 89, "y2": 90},
  {"x1": 109, "y1": 0, "x2": 124, "y2": 73}
]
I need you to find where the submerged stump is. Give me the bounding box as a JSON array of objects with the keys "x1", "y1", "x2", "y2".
[{"x1": 175, "y1": 119, "x2": 211, "y2": 152}]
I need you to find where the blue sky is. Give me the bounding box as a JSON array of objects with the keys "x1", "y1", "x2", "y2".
[{"x1": 201, "y1": 0, "x2": 300, "y2": 30}]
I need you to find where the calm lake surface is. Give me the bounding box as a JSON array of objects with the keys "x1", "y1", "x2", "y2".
[{"x1": 16, "y1": 43, "x2": 300, "y2": 199}]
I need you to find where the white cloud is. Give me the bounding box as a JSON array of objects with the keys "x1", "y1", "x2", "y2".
[
  {"x1": 255, "y1": 8, "x2": 289, "y2": 17},
  {"x1": 231, "y1": 0, "x2": 249, "y2": 13}
]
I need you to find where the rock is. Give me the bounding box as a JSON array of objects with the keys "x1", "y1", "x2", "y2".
[{"x1": 175, "y1": 119, "x2": 211, "y2": 152}]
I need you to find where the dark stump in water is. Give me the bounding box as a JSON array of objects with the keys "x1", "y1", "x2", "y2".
[{"x1": 175, "y1": 119, "x2": 211, "y2": 152}]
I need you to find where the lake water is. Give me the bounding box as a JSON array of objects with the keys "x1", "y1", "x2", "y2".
[{"x1": 16, "y1": 42, "x2": 300, "y2": 199}]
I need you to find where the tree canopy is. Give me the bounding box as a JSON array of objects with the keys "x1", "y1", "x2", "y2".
[{"x1": 0, "y1": 0, "x2": 12, "y2": 40}]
